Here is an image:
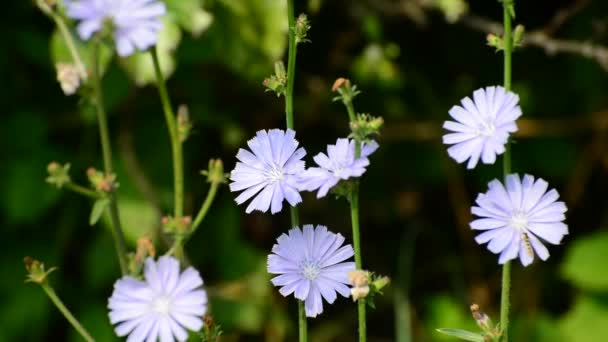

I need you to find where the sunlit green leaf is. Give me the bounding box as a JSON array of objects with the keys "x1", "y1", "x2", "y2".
[
  {"x1": 165, "y1": 0, "x2": 213, "y2": 36},
  {"x1": 50, "y1": 28, "x2": 113, "y2": 75},
  {"x1": 89, "y1": 198, "x2": 110, "y2": 226},
  {"x1": 561, "y1": 232, "x2": 608, "y2": 291},
  {"x1": 559, "y1": 294, "x2": 608, "y2": 342},
  {"x1": 436, "y1": 328, "x2": 485, "y2": 342}
]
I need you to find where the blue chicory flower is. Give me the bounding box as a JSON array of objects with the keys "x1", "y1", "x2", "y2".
[
  {"x1": 443, "y1": 86, "x2": 522, "y2": 169},
  {"x1": 267, "y1": 225, "x2": 356, "y2": 317},
  {"x1": 65, "y1": 0, "x2": 166, "y2": 57},
  {"x1": 229, "y1": 129, "x2": 306, "y2": 214},
  {"x1": 471, "y1": 174, "x2": 568, "y2": 266},
  {"x1": 108, "y1": 256, "x2": 208, "y2": 342},
  {"x1": 298, "y1": 138, "x2": 378, "y2": 198}
]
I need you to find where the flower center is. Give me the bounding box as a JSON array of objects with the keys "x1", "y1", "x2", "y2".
[
  {"x1": 265, "y1": 164, "x2": 284, "y2": 183},
  {"x1": 151, "y1": 296, "x2": 172, "y2": 315},
  {"x1": 301, "y1": 260, "x2": 320, "y2": 280},
  {"x1": 509, "y1": 211, "x2": 529, "y2": 231},
  {"x1": 476, "y1": 120, "x2": 496, "y2": 137}
]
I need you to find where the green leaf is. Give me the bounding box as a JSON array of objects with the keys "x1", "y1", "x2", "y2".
[
  {"x1": 165, "y1": 0, "x2": 213, "y2": 36},
  {"x1": 121, "y1": 18, "x2": 182, "y2": 86},
  {"x1": 559, "y1": 294, "x2": 608, "y2": 342},
  {"x1": 425, "y1": 295, "x2": 480, "y2": 341},
  {"x1": 50, "y1": 28, "x2": 112, "y2": 75},
  {"x1": 89, "y1": 198, "x2": 110, "y2": 226},
  {"x1": 561, "y1": 232, "x2": 608, "y2": 291},
  {"x1": 436, "y1": 328, "x2": 485, "y2": 342}
]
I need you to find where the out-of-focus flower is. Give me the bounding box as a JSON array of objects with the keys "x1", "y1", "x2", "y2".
[
  {"x1": 108, "y1": 256, "x2": 208, "y2": 341},
  {"x1": 443, "y1": 86, "x2": 521, "y2": 169},
  {"x1": 471, "y1": 174, "x2": 568, "y2": 266},
  {"x1": 229, "y1": 129, "x2": 306, "y2": 214},
  {"x1": 267, "y1": 225, "x2": 355, "y2": 317},
  {"x1": 56, "y1": 63, "x2": 81, "y2": 95},
  {"x1": 299, "y1": 138, "x2": 378, "y2": 198},
  {"x1": 65, "y1": 0, "x2": 166, "y2": 57}
]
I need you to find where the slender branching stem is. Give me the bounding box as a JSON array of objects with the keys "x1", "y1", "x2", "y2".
[
  {"x1": 50, "y1": 11, "x2": 88, "y2": 80},
  {"x1": 41, "y1": 284, "x2": 95, "y2": 342},
  {"x1": 150, "y1": 48, "x2": 184, "y2": 219},
  {"x1": 350, "y1": 181, "x2": 367, "y2": 342},
  {"x1": 500, "y1": 1, "x2": 514, "y2": 341},
  {"x1": 64, "y1": 183, "x2": 104, "y2": 199},
  {"x1": 92, "y1": 39, "x2": 128, "y2": 275},
  {"x1": 298, "y1": 300, "x2": 308, "y2": 342},
  {"x1": 187, "y1": 180, "x2": 220, "y2": 242}
]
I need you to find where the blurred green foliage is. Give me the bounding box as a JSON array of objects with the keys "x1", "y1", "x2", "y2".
[{"x1": 3, "y1": 0, "x2": 608, "y2": 341}]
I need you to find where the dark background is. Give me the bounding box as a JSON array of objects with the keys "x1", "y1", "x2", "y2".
[{"x1": 2, "y1": 0, "x2": 608, "y2": 341}]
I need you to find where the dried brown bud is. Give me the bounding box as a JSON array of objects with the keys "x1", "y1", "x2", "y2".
[
  {"x1": 348, "y1": 270, "x2": 369, "y2": 287},
  {"x1": 47, "y1": 161, "x2": 60, "y2": 173},
  {"x1": 332, "y1": 77, "x2": 348, "y2": 92}
]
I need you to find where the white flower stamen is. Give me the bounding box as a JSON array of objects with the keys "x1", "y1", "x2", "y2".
[
  {"x1": 151, "y1": 296, "x2": 172, "y2": 315},
  {"x1": 509, "y1": 211, "x2": 529, "y2": 231},
  {"x1": 265, "y1": 164, "x2": 284, "y2": 183},
  {"x1": 301, "y1": 261, "x2": 320, "y2": 280}
]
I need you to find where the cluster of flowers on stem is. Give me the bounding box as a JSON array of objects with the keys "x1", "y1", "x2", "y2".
[{"x1": 442, "y1": 86, "x2": 569, "y2": 266}]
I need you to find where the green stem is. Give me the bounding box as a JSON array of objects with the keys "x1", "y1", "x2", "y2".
[
  {"x1": 500, "y1": 2, "x2": 514, "y2": 341},
  {"x1": 186, "y1": 181, "x2": 220, "y2": 242},
  {"x1": 49, "y1": 10, "x2": 88, "y2": 80},
  {"x1": 150, "y1": 48, "x2": 184, "y2": 219},
  {"x1": 92, "y1": 39, "x2": 128, "y2": 275},
  {"x1": 285, "y1": 0, "x2": 297, "y2": 129},
  {"x1": 65, "y1": 183, "x2": 103, "y2": 199},
  {"x1": 285, "y1": 1, "x2": 306, "y2": 340},
  {"x1": 41, "y1": 284, "x2": 95, "y2": 342},
  {"x1": 345, "y1": 100, "x2": 356, "y2": 123},
  {"x1": 350, "y1": 182, "x2": 367, "y2": 342},
  {"x1": 298, "y1": 300, "x2": 308, "y2": 342}
]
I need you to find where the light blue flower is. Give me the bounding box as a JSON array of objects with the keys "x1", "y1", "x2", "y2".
[
  {"x1": 471, "y1": 174, "x2": 568, "y2": 266},
  {"x1": 443, "y1": 86, "x2": 521, "y2": 169},
  {"x1": 65, "y1": 0, "x2": 166, "y2": 57},
  {"x1": 298, "y1": 138, "x2": 378, "y2": 198},
  {"x1": 268, "y1": 225, "x2": 355, "y2": 317},
  {"x1": 229, "y1": 129, "x2": 306, "y2": 214},
  {"x1": 108, "y1": 256, "x2": 208, "y2": 342}
]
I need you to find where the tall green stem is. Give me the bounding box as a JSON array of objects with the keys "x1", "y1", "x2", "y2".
[
  {"x1": 150, "y1": 48, "x2": 184, "y2": 219},
  {"x1": 285, "y1": 1, "x2": 306, "y2": 340},
  {"x1": 92, "y1": 39, "x2": 128, "y2": 275},
  {"x1": 500, "y1": 1, "x2": 514, "y2": 341},
  {"x1": 350, "y1": 182, "x2": 367, "y2": 342},
  {"x1": 42, "y1": 284, "x2": 95, "y2": 342},
  {"x1": 285, "y1": 0, "x2": 297, "y2": 129}
]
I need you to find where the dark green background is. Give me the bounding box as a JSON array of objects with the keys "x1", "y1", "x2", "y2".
[{"x1": 3, "y1": 0, "x2": 608, "y2": 341}]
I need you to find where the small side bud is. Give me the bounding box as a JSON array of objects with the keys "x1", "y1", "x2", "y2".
[
  {"x1": 332, "y1": 77, "x2": 361, "y2": 105},
  {"x1": 24, "y1": 257, "x2": 57, "y2": 284},
  {"x1": 513, "y1": 24, "x2": 525, "y2": 47},
  {"x1": 348, "y1": 270, "x2": 370, "y2": 287},
  {"x1": 87, "y1": 167, "x2": 118, "y2": 192},
  {"x1": 129, "y1": 236, "x2": 156, "y2": 275},
  {"x1": 470, "y1": 303, "x2": 500, "y2": 339},
  {"x1": 349, "y1": 113, "x2": 384, "y2": 142},
  {"x1": 46, "y1": 161, "x2": 71, "y2": 188},
  {"x1": 56, "y1": 63, "x2": 81, "y2": 96},
  {"x1": 161, "y1": 215, "x2": 191, "y2": 234},
  {"x1": 295, "y1": 13, "x2": 311, "y2": 44},
  {"x1": 177, "y1": 105, "x2": 192, "y2": 142},
  {"x1": 200, "y1": 314, "x2": 223, "y2": 342},
  {"x1": 486, "y1": 33, "x2": 504, "y2": 51},
  {"x1": 263, "y1": 61, "x2": 287, "y2": 97},
  {"x1": 332, "y1": 77, "x2": 348, "y2": 92},
  {"x1": 201, "y1": 159, "x2": 228, "y2": 184}
]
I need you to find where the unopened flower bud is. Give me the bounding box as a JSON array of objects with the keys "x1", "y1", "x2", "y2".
[
  {"x1": 202, "y1": 159, "x2": 227, "y2": 184},
  {"x1": 470, "y1": 304, "x2": 493, "y2": 333},
  {"x1": 263, "y1": 61, "x2": 287, "y2": 97},
  {"x1": 486, "y1": 33, "x2": 504, "y2": 51},
  {"x1": 332, "y1": 77, "x2": 348, "y2": 92},
  {"x1": 295, "y1": 13, "x2": 311, "y2": 44},
  {"x1": 513, "y1": 24, "x2": 525, "y2": 47},
  {"x1": 24, "y1": 257, "x2": 57, "y2": 284},
  {"x1": 177, "y1": 105, "x2": 192, "y2": 142},
  {"x1": 351, "y1": 285, "x2": 370, "y2": 301},
  {"x1": 46, "y1": 161, "x2": 71, "y2": 188},
  {"x1": 56, "y1": 63, "x2": 81, "y2": 95}
]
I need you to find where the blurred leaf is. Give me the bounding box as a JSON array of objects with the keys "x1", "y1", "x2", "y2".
[
  {"x1": 166, "y1": 0, "x2": 213, "y2": 37},
  {"x1": 104, "y1": 196, "x2": 159, "y2": 245},
  {"x1": 68, "y1": 300, "x2": 116, "y2": 342},
  {"x1": 425, "y1": 295, "x2": 479, "y2": 341},
  {"x1": 559, "y1": 294, "x2": 608, "y2": 342},
  {"x1": 90, "y1": 198, "x2": 110, "y2": 226},
  {"x1": 50, "y1": 28, "x2": 112, "y2": 75},
  {"x1": 561, "y1": 232, "x2": 608, "y2": 291},
  {"x1": 0, "y1": 286, "x2": 50, "y2": 341},
  {"x1": 121, "y1": 18, "x2": 182, "y2": 86},
  {"x1": 84, "y1": 232, "x2": 121, "y2": 291},
  {"x1": 436, "y1": 328, "x2": 484, "y2": 342}
]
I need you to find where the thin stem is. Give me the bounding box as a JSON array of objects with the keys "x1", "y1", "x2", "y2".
[
  {"x1": 345, "y1": 100, "x2": 356, "y2": 123},
  {"x1": 285, "y1": 1, "x2": 306, "y2": 341},
  {"x1": 64, "y1": 183, "x2": 103, "y2": 199},
  {"x1": 50, "y1": 11, "x2": 88, "y2": 80},
  {"x1": 350, "y1": 183, "x2": 367, "y2": 342},
  {"x1": 92, "y1": 39, "x2": 128, "y2": 275},
  {"x1": 41, "y1": 284, "x2": 95, "y2": 342},
  {"x1": 150, "y1": 48, "x2": 184, "y2": 219},
  {"x1": 285, "y1": 0, "x2": 297, "y2": 129},
  {"x1": 298, "y1": 300, "x2": 308, "y2": 342},
  {"x1": 500, "y1": 2, "x2": 514, "y2": 341},
  {"x1": 186, "y1": 181, "x2": 220, "y2": 242}
]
